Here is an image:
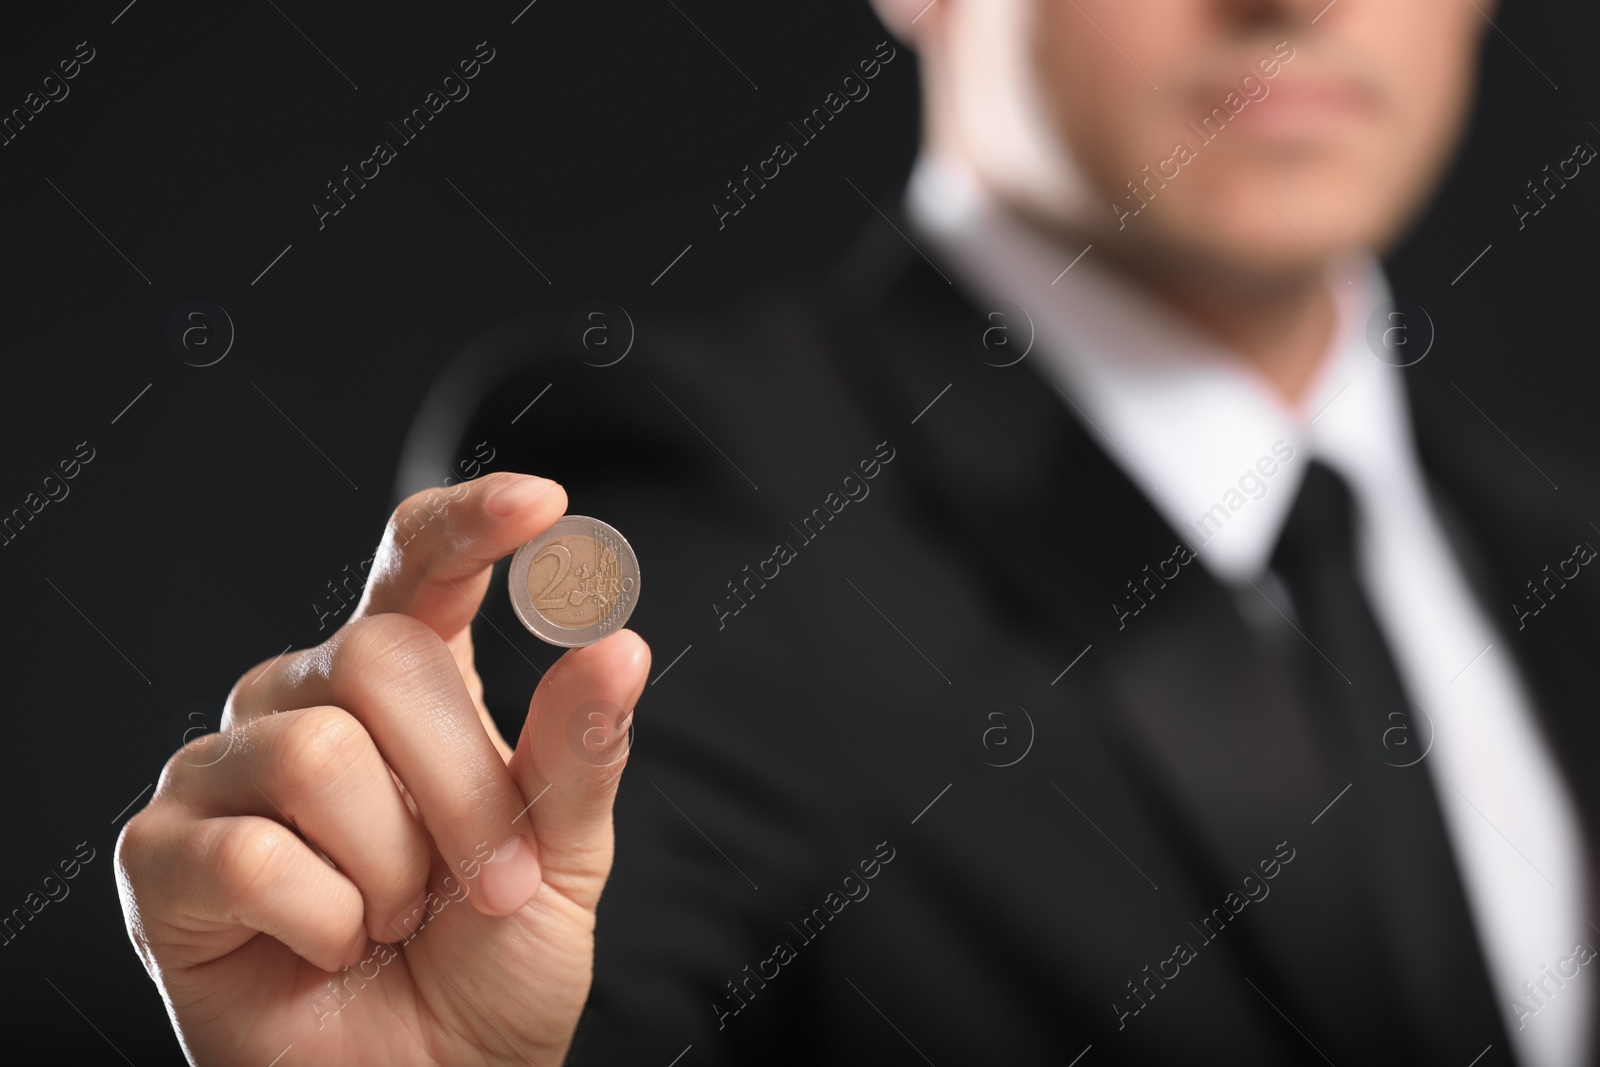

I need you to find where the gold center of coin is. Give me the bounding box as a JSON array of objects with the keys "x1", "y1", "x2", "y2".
[{"x1": 526, "y1": 533, "x2": 624, "y2": 629}]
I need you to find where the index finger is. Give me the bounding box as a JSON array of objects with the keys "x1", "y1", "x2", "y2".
[{"x1": 355, "y1": 471, "x2": 568, "y2": 643}]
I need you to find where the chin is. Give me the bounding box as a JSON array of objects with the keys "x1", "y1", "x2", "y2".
[{"x1": 1111, "y1": 175, "x2": 1394, "y2": 280}]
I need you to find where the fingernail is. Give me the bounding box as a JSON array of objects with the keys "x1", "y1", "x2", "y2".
[
  {"x1": 486, "y1": 476, "x2": 558, "y2": 517},
  {"x1": 477, "y1": 836, "x2": 541, "y2": 914}
]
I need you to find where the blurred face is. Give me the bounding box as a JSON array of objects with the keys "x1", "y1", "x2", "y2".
[{"x1": 919, "y1": 0, "x2": 1492, "y2": 281}]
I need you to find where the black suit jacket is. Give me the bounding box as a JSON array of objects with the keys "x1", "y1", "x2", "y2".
[{"x1": 418, "y1": 216, "x2": 1600, "y2": 1065}]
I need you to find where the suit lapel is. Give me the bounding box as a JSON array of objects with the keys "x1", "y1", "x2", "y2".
[{"x1": 823, "y1": 230, "x2": 1397, "y2": 1039}]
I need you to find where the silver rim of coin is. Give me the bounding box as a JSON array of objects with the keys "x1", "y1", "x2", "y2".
[{"x1": 508, "y1": 515, "x2": 640, "y2": 648}]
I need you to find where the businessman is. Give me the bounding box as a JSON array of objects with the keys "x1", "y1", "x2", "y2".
[{"x1": 117, "y1": 0, "x2": 1599, "y2": 1063}]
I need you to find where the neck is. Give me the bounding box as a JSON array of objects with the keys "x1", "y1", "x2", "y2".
[
  {"x1": 1104, "y1": 244, "x2": 1340, "y2": 408},
  {"x1": 1097, "y1": 242, "x2": 1340, "y2": 408},
  {"x1": 999, "y1": 194, "x2": 1342, "y2": 407}
]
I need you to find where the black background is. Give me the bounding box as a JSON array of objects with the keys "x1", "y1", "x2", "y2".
[{"x1": 0, "y1": 0, "x2": 1595, "y2": 1061}]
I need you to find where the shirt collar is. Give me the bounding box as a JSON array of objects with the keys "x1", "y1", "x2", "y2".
[{"x1": 904, "y1": 151, "x2": 1423, "y2": 583}]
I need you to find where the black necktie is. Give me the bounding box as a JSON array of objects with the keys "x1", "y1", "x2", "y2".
[{"x1": 1266, "y1": 461, "x2": 1513, "y2": 1063}]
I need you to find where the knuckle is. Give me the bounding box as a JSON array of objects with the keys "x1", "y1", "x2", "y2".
[
  {"x1": 152, "y1": 726, "x2": 227, "y2": 805},
  {"x1": 170, "y1": 724, "x2": 241, "y2": 775},
  {"x1": 385, "y1": 486, "x2": 454, "y2": 550},
  {"x1": 222, "y1": 647, "x2": 309, "y2": 728},
  {"x1": 155, "y1": 745, "x2": 189, "y2": 795},
  {"x1": 232, "y1": 654, "x2": 280, "y2": 692},
  {"x1": 114, "y1": 816, "x2": 161, "y2": 968},
  {"x1": 275, "y1": 706, "x2": 368, "y2": 796},
  {"x1": 332, "y1": 613, "x2": 449, "y2": 694},
  {"x1": 207, "y1": 820, "x2": 287, "y2": 912},
  {"x1": 114, "y1": 811, "x2": 153, "y2": 887},
  {"x1": 224, "y1": 653, "x2": 288, "y2": 710}
]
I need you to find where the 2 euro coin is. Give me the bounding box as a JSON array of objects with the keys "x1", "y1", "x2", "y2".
[{"x1": 508, "y1": 515, "x2": 640, "y2": 647}]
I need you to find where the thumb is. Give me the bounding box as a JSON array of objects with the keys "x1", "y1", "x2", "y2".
[{"x1": 507, "y1": 629, "x2": 650, "y2": 908}]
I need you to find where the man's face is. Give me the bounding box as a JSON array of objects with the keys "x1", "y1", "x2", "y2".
[{"x1": 1025, "y1": 0, "x2": 1490, "y2": 276}]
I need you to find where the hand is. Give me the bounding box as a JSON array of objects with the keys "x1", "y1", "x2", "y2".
[{"x1": 115, "y1": 472, "x2": 650, "y2": 1066}]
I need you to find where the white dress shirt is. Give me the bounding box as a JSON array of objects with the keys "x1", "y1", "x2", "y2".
[{"x1": 906, "y1": 152, "x2": 1590, "y2": 1065}]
